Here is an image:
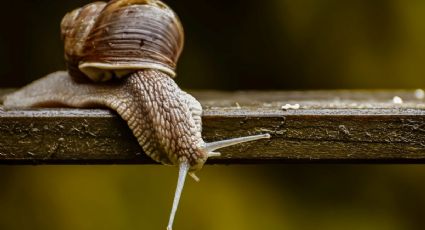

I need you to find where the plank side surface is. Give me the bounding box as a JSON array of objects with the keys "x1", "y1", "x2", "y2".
[{"x1": 1, "y1": 90, "x2": 425, "y2": 164}]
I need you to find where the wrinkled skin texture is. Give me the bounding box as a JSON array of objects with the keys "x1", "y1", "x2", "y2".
[
  {"x1": 3, "y1": 70, "x2": 207, "y2": 170},
  {"x1": 4, "y1": 1, "x2": 269, "y2": 228}
]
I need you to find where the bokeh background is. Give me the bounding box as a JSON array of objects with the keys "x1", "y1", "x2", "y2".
[{"x1": 1, "y1": 0, "x2": 425, "y2": 229}]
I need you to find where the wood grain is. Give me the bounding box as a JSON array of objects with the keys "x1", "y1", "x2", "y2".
[{"x1": 1, "y1": 90, "x2": 425, "y2": 164}]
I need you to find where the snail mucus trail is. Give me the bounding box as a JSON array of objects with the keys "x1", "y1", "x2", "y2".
[{"x1": 3, "y1": 0, "x2": 270, "y2": 229}]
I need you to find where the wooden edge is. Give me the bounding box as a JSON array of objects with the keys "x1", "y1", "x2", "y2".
[{"x1": 1, "y1": 90, "x2": 425, "y2": 164}]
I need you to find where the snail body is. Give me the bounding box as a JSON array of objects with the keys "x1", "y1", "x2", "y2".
[{"x1": 3, "y1": 0, "x2": 269, "y2": 229}]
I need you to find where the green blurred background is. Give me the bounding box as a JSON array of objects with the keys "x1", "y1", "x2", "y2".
[{"x1": 1, "y1": 0, "x2": 425, "y2": 229}]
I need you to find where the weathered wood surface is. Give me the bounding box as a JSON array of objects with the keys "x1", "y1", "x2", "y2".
[{"x1": 1, "y1": 89, "x2": 425, "y2": 164}]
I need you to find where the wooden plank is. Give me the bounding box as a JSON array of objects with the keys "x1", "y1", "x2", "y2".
[{"x1": 1, "y1": 89, "x2": 425, "y2": 164}]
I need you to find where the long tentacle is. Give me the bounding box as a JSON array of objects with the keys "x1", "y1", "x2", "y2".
[
  {"x1": 204, "y1": 133, "x2": 270, "y2": 155},
  {"x1": 167, "y1": 161, "x2": 190, "y2": 230}
]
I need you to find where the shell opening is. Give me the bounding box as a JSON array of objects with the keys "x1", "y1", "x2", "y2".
[{"x1": 79, "y1": 62, "x2": 176, "y2": 82}]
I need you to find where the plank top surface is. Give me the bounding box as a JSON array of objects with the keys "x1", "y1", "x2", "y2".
[{"x1": 1, "y1": 89, "x2": 425, "y2": 164}]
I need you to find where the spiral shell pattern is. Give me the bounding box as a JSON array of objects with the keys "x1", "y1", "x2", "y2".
[{"x1": 61, "y1": 0, "x2": 184, "y2": 82}]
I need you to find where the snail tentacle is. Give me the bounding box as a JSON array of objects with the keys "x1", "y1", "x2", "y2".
[
  {"x1": 3, "y1": 1, "x2": 271, "y2": 229},
  {"x1": 167, "y1": 161, "x2": 190, "y2": 230},
  {"x1": 204, "y1": 133, "x2": 271, "y2": 153}
]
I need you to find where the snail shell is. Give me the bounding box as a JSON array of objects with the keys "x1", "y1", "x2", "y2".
[
  {"x1": 3, "y1": 1, "x2": 270, "y2": 229},
  {"x1": 61, "y1": 0, "x2": 183, "y2": 81}
]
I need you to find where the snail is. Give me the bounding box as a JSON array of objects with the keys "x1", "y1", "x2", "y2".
[{"x1": 3, "y1": 0, "x2": 270, "y2": 229}]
